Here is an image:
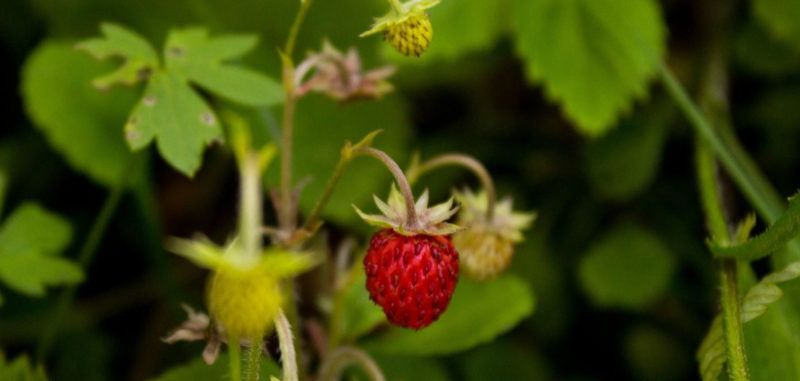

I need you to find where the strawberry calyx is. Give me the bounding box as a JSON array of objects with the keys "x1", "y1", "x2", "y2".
[{"x1": 354, "y1": 184, "x2": 462, "y2": 236}]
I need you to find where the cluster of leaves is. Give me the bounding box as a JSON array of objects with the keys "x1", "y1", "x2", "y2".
[{"x1": 3, "y1": 0, "x2": 800, "y2": 379}]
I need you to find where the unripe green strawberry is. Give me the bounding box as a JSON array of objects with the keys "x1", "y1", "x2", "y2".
[
  {"x1": 383, "y1": 12, "x2": 433, "y2": 57},
  {"x1": 207, "y1": 268, "x2": 282, "y2": 339},
  {"x1": 360, "y1": 0, "x2": 440, "y2": 57},
  {"x1": 453, "y1": 189, "x2": 535, "y2": 281}
]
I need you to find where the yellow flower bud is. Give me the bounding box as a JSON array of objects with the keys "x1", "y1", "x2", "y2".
[
  {"x1": 383, "y1": 12, "x2": 433, "y2": 57},
  {"x1": 207, "y1": 268, "x2": 282, "y2": 339}
]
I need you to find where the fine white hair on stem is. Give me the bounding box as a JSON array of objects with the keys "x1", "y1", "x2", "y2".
[{"x1": 275, "y1": 310, "x2": 298, "y2": 381}]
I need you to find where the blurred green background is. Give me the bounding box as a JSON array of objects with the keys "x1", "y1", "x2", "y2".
[{"x1": 2, "y1": 0, "x2": 800, "y2": 379}]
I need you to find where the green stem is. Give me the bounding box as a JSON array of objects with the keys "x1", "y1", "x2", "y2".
[
  {"x1": 318, "y1": 346, "x2": 386, "y2": 381},
  {"x1": 284, "y1": 0, "x2": 312, "y2": 59},
  {"x1": 353, "y1": 147, "x2": 418, "y2": 227},
  {"x1": 278, "y1": 0, "x2": 312, "y2": 236},
  {"x1": 229, "y1": 336, "x2": 242, "y2": 381},
  {"x1": 302, "y1": 151, "x2": 353, "y2": 236},
  {"x1": 36, "y1": 156, "x2": 137, "y2": 360},
  {"x1": 697, "y1": 141, "x2": 750, "y2": 381},
  {"x1": 245, "y1": 339, "x2": 262, "y2": 381},
  {"x1": 659, "y1": 65, "x2": 785, "y2": 226},
  {"x1": 275, "y1": 310, "x2": 299, "y2": 381},
  {"x1": 407, "y1": 153, "x2": 497, "y2": 219}
]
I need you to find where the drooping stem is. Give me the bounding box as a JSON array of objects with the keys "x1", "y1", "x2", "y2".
[
  {"x1": 229, "y1": 336, "x2": 242, "y2": 381},
  {"x1": 37, "y1": 155, "x2": 138, "y2": 360},
  {"x1": 275, "y1": 310, "x2": 299, "y2": 381},
  {"x1": 352, "y1": 147, "x2": 418, "y2": 227},
  {"x1": 407, "y1": 153, "x2": 497, "y2": 219},
  {"x1": 318, "y1": 346, "x2": 386, "y2": 381}
]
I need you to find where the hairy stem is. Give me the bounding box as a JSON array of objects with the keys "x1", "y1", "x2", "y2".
[
  {"x1": 407, "y1": 153, "x2": 497, "y2": 219},
  {"x1": 318, "y1": 346, "x2": 386, "y2": 381},
  {"x1": 353, "y1": 147, "x2": 418, "y2": 227},
  {"x1": 275, "y1": 310, "x2": 299, "y2": 381},
  {"x1": 693, "y1": 32, "x2": 750, "y2": 379},
  {"x1": 697, "y1": 142, "x2": 750, "y2": 381},
  {"x1": 229, "y1": 336, "x2": 242, "y2": 381},
  {"x1": 37, "y1": 156, "x2": 137, "y2": 360},
  {"x1": 245, "y1": 339, "x2": 262, "y2": 381}
]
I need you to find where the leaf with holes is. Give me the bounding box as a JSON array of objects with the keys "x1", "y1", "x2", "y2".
[
  {"x1": 76, "y1": 22, "x2": 160, "y2": 90},
  {"x1": 125, "y1": 71, "x2": 222, "y2": 176},
  {"x1": 164, "y1": 28, "x2": 283, "y2": 106},
  {"x1": 0, "y1": 203, "x2": 83, "y2": 299},
  {"x1": 512, "y1": 0, "x2": 666, "y2": 135}
]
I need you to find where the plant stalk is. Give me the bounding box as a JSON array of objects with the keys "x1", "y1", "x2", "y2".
[
  {"x1": 37, "y1": 156, "x2": 137, "y2": 360},
  {"x1": 275, "y1": 310, "x2": 299, "y2": 381},
  {"x1": 229, "y1": 336, "x2": 242, "y2": 381},
  {"x1": 245, "y1": 339, "x2": 262, "y2": 381},
  {"x1": 302, "y1": 151, "x2": 353, "y2": 235},
  {"x1": 697, "y1": 141, "x2": 750, "y2": 381},
  {"x1": 407, "y1": 153, "x2": 497, "y2": 219},
  {"x1": 353, "y1": 147, "x2": 418, "y2": 227},
  {"x1": 318, "y1": 346, "x2": 386, "y2": 381},
  {"x1": 240, "y1": 153, "x2": 264, "y2": 259}
]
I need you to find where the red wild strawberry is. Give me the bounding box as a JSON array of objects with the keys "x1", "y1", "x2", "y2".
[
  {"x1": 364, "y1": 229, "x2": 459, "y2": 329},
  {"x1": 354, "y1": 185, "x2": 463, "y2": 329}
]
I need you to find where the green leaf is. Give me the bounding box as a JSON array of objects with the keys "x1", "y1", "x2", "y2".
[
  {"x1": 338, "y1": 263, "x2": 386, "y2": 342},
  {"x1": 578, "y1": 224, "x2": 675, "y2": 309},
  {"x1": 710, "y1": 192, "x2": 800, "y2": 261},
  {"x1": 0, "y1": 353, "x2": 48, "y2": 381},
  {"x1": 0, "y1": 203, "x2": 83, "y2": 297},
  {"x1": 125, "y1": 70, "x2": 222, "y2": 176},
  {"x1": 362, "y1": 274, "x2": 534, "y2": 355},
  {"x1": 149, "y1": 352, "x2": 281, "y2": 381},
  {"x1": 0, "y1": 203, "x2": 71, "y2": 257},
  {"x1": 512, "y1": 0, "x2": 666, "y2": 135},
  {"x1": 272, "y1": 94, "x2": 411, "y2": 229},
  {"x1": 585, "y1": 102, "x2": 670, "y2": 200},
  {"x1": 164, "y1": 28, "x2": 283, "y2": 106},
  {"x1": 384, "y1": 0, "x2": 509, "y2": 62},
  {"x1": 461, "y1": 341, "x2": 553, "y2": 381},
  {"x1": 754, "y1": 0, "x2": 800, "y2": 50},
  {"x1": 697, "y1": 261, "x2": 800, "y2": 381},
  {"x1": 76, "y1": 22, "x2": 159, "y2": 90},
  {"x1": 21, "y1": 41, "x2": 141, "y2": 187}
]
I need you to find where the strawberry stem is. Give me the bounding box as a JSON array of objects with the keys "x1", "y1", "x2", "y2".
[
  {"x1": 353, "y1": 147, "x2": 419, "y2": 228},
  {"x1": 407, "y1": 153, "x2": 497, "y2": 219}
]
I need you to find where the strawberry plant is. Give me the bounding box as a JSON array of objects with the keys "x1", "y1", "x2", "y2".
[{"x1": 2, "y1": 0, "x2": 800, "y2": 380}]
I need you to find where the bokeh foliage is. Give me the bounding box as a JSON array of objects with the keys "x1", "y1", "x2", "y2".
[{"x1": 1, "y1": 0, "x2": 800, "y2": 380}]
